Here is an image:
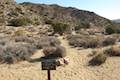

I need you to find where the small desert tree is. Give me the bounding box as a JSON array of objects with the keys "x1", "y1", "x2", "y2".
[{"x1": 105, "y1": 26, "x2": 115, "y2": 34}]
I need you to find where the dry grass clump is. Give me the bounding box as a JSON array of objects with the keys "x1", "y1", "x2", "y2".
[
  {"x1": 104, "y1": 46, "x2": 120, "y2": 56},
  {"x1": 100, "y1": 37, "x2": 116, "y2": 46},
  {"x1": 89, "y1": 53, "x2": 107, "y2": 66},
  {"x1": 89, "y1": 45, "x2": 120, "y2": 66}
]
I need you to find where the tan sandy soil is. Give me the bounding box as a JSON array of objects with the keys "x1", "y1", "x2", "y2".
[{"x1": 0, "y1": 36, "x2": 120, "y2": 80}]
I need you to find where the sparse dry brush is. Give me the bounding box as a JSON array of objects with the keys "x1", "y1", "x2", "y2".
[
  {"x1": 33, "y1": 36, "x2": 61, "y2": 49},
  {"x1": 0, "y1": 46, "x2": 4, "y2": 63},
  {"x1": 89, "y1": 53, "x2": 107, "y2": 66},
  {"x1": 89, "y1": 45, "x2": 120, "y2": 66},
  {"x1": 14, "y1": 35, "x2": 35, "y2": 43},
  {"x1": 68, "y1": 35, "x2": 88, "y2": 47},
  {"x1": 100, "y1": 37, "x2": 116, "y2": 46},
  {"x1": 68, "y1": 35, "x2": 100, "y2": 48},
  {"x1": 3, "y1": 43, "x2": 36, "y2": 64},
  {"x1": 68, "y1": 35, "x2": 116, "y2": 48},
  {"x1": 42, "y1": 37, "x2": 66, "y2": 59},
  {"x1": 0, "y1": 34, "x2": 61, "y2": 64},
  {"x1": 104, "y1": 46, "x2": 120, "y2": 56},
  {"x1": 84, "y1": 37, "x2": 99, "y2": 48}
]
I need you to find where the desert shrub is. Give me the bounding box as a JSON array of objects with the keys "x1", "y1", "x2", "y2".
[
  {"x1": 48, "y1": 37, "x2": 61, "y2": 46},
  {"x1": 104, "y1": 46, "x2": 120, "y2": 56},
  {"x1": 43, "y1": 45, "x2": 66, "y2": 59},
  {"x1": 43, "y1": 47, "x2": 56, "y2": 57},
  {"x1": 68, "y1": 35, "x2": 99, "y2": 48},
  {"x1": 69, "y1": 38, "x2": 86, "y2": 47},
  {"x1": 84, "y1": 38, "x2": 99, "y2": 48},
  {"x1": 3, "y1": 43, "x2": 36, "y2": 64},
  {"x1": 52, "y1": 22, "x2": 68, "y2": 35},
  {"x1": 68, "y1": 35, "x2": 86, "y2": 47},
  {"x1": 8, "y1": 18, "x2": 33, "y2": 27},
  {"x1": 14, "y1": 35, "x2": 35, "y2": 43},
  {"x1": 3, "y1": 55, "x2": 17, "y2": 64},
  {"x1": 68, "y1": 34, "x2": 117, "y2": 48},
  {"x1": 54, "y1": 46, "x2": 66, "y2": 58},
  {"x1": 105, "y1": 24, "x2": 120, "y2": 34},
  {"x1": 75, "y1": 21, "x2": 90, "y2": 30},
  {"x1": 0, "y1": 46, "x2": 4, "y2": 63},
  {"x1": 105, "y1": 26, "x2": 115, "y2": 34},
  {"x1": 19, "y1": 43, "x2": 37, "y2": 55},
  {"x1": 34, "y1": 40, "x2": 49, "y2": 49},
  {"x1": 89, "y1": 53, "x2": 107, "y2": 66},
  {"x1": 33, "y1": 36, "x2": 61, "y2": 49},
  {"x1": 100, "y1": 37, "x2": 116, "y2": 46}
]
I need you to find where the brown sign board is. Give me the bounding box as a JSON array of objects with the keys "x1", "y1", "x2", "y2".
[{"x1": 42, "y1": 59, "x2": 56, "y2": 70}]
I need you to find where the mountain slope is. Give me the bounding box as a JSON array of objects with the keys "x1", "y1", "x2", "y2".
[
  {"x1": 20, "y1": 2, "x2": 111, "y2": 28},
  {"x1": 0, "y1": 1, "x2": 112, "y2": 28}
]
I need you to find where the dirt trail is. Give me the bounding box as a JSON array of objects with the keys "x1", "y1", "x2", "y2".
[{"x1": 0, "y1": 36, "x2": 120, "y2": 80}]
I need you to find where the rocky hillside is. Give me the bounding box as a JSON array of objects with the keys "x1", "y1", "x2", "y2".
[
  {"x1": 0, "y1": 1, "x2": 112, "y2": 29},
  {"x1": 0, "y1": 0, "x2": 15, "y2": 4},
  {"x1": 20, "y1": 2, "x2": 111, "y2": 28}
]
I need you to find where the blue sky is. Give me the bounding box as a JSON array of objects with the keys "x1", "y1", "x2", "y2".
[{"x1": 16, "y1": 0, "x2": 120, "y2": 20}]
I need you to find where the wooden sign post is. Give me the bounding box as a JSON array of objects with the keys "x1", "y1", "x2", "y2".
[
  {"x1": 48, "y1": 70, "x2": 51, "y2": 80},
  {"x1": 42, "y1": 59, "x2": 57, "y2": 80}
]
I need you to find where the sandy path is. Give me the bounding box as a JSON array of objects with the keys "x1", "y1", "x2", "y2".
[{"x1": 0, "y1": 36, "x2": 120, "y2": 80}]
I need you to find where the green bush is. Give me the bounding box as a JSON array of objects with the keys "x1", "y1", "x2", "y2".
[
  {"x1": 8, "y1": 18, "x2": 33, "y2": 27},
  {"x1": 105, "y1": 26, "x2": 115, "y2": 34},
  {"x1": 105, "y1": 24, "x2": 120, "y2": 34},
  {"x1": 52, "y1": 22, "x2": 68, "y2": 35}
]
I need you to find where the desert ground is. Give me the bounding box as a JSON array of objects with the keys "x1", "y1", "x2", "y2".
[{"x1": 0, "y1": 36, "x2": 119, "y2": 80}]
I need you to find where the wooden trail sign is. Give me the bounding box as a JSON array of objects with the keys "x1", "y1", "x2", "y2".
[
  {"x1": 41, "y1": 59, "x2": 57, "y2": 80},
  {"x1": 42, "y1": 59, "x2": 56, "y2": 70}
]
